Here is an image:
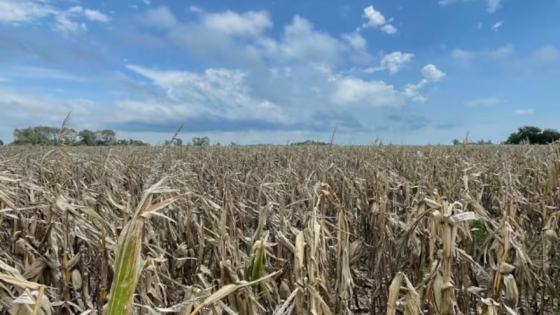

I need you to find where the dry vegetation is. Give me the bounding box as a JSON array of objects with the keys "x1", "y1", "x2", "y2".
[{"x1": 0, "y1": 144, "x2": 559, "y2": 315}]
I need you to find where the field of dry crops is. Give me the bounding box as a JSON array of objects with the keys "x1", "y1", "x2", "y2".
[{"x1": 0, "y1": 145, "x2": 559, "y2": 315}]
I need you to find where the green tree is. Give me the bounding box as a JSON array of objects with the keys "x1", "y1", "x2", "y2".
[
  {"x1": 189, "y1": 136, "x2": 210, "y2": 146},
  {"x1": 165, "y1": 138, "x2": 183, "y2": 146},
  {"x1": 290, "y1": 140, "x2": 328, "y2": 146},
  {"x1": 11, "y1": 126, "x2": 150, "y2": 147},
  {"x1": 78, "y1": 129, "x2": 98, "y2": 146},
  {"x1": 0, "y1": 139, "x2": 3, "y2": 146},
  {"x1": 98, "y1": 129, "x2": 116, "y2": 145},
  {"x1": 12, "y1": 126, "x2": 55, "y2": 145},
  {"x1": 505, "y1": 126, "x2": 560, "y2": 144}
]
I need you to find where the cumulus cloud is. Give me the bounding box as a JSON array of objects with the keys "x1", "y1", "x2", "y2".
[
  {"x1": 438, "y1": 0, "x2": 505, "y2": 13},
  {"x1": 0, "y1": 0, "x2": 56, "y2": 23},
  {"x1": 0, "y1": 91, "x2": 98, "y2": 128},
  {"x1": 331, "y1": 77, "x2": 404, "y2": 107},
  {"x1": 0, "y1": 5, "x2": 450, "y2": 140},
  {"x1": 275, "y1": 16, "x2": 345, "y2": 64},
  {"x1": 491, "y1": 20, "x2": 503, "y2": 32},
  {"x1": 360, "y1": 6, "x2": 397, "y2": 34},
  {"x1": 381, "y1": 24, "x2": 397, "y2": 34},
  {"x1": 362, "y1": 6, "x2": 386, "y2": 27},
  {"x1": 0, "y1": 1, "x2": 111, "y2": 36},
  {"x1": 364, "y1": 51, "x2": 415, "y2": 74},
  {"x1": 84, "y1": 9, "x2": 110, "y2": 22},
  {"x1": 342, "y1": 32, "x2": 366, "y2": 50},
  {"x1": 144, "y1": 7, "x2": 177, "y2": 29},
  {"x1": 487, "y1": 0, "x2": 503, "y2": 13},
  {"x1": 200, "y1": 10, "x2": 272, "y2": 37},
  {"x1": 125, "y1": 64, "x2": 284, "y2": 122},
  {"x1": 421, "y1": 64, "x2": 446, "y2": 82},
  {"x1": 53, "y1": 15, "x2": 88, "y2": 36},
  {"x1": 401, "y1": 64, "x2": 446, "y2": 102},
  {"x1": 113, "y1": 8, "x2": 447, "y2": 133}
]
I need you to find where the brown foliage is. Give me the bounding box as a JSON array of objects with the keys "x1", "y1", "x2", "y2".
[{"x1": 0, "y1": 145, "x2": 559, "y2": 314}]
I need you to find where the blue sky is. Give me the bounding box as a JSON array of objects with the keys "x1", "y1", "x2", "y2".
[{"x1": 0, "y1": 0, "x2": 559, "y2": 145}]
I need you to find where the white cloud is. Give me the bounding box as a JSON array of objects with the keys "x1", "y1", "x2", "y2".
[
  {"x1": 152, "y1": 9, "x2": 346, "y2": 65},
  {"x1": 364, "y1": 51, "x2": 415, "y2": 74},
  {"x1": 0, "y1": 0, "x2": 56, "y2": 23},
  {"x1": 438, "y1": 0, "x2": 504, "y2": 13},
  {"x1": 145, "y1": 6, "x2": 177, "y2": 29},
  {"x1": 342, "y1": 32, "x2": 366, "y2": 50},
  {"x1": 400, "y1": 64, "x2": 446, "y2": 102},
  {"x1": 362, "y1": 6, "x2": 386, "y2": 28},
  {"x1": 491, "y1": 20, "x2": 503, "y2": 32},
  {"x1": 421, "y1": 64, "x2": 446, "y2": 82},
  {"x1": 381, "y1": 24, "x2": 397, "y2": 34},
  {"x1": 53, "y1": 15, "x2": 88, "y2": 36},
  {"x1": 126, "y1": 65, "x2": 284, "y2": 121},
  {"x1": 382, "y1": 52, "x2": 414, "y2": 74},
  {"x1": 106, "y1": 9, "x2": 447, "y2": 135},
  {"x1": 360, "y1": 6, "x2": 398, "y2": 34},
  {"x1": 200, "y1": 10, "x2": 272, "y2": 37},
  {"x1": 403, "y1": 83, "x2": 427, "y2": 103},
  {"x1": 143, "y1": 0, "x2": 151, "y2": 5},
  {"x1": 84, "y1": 9, "x2": 110, "y2": 23},
  {"x1": 477, "y1": 22, "x2": 482, "y2": 30},
  {"x1": 514, "y1": 109, "x2": 533, "y2": 115},
  {"x1": 0, "y1": 1, "x2": 110, "y2": 36},
  {"x1": 487, "y1": 0, "x2": 503, "y2": 13},
  {"x1": 0, "y1": 92, "x2": 97, "y2": 127},
  {"x1": 464, "y1": 97, "x2": 503, "y2": 106},
  {"x1": 275, "y1": 16, "x2": 344, "y2": 64},
  {"x1": 331, "y1": 77, "x2": 404, "y2": 107}
]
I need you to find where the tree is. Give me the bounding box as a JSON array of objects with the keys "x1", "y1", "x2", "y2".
[
  {"x1": 505, "y1": 126, "x2": 560, "y2": 144},
  {"x1": 189, "y1": 136, "x2": 210, "y2": 146},
  {"x1": 0, "y1": 139, "x2": 3, "y2": 146},
  {"x1": 78, "y1": 129, "x2": 98, "y2": 146},
  {"x1": 164, "y1": 138, "x2": 183, "y2": 146},
  {"x1": 10, "y1": 125, "x2": 149, "y2": 147},
  {"x1": 98, "y1": 129, "x2": 116, "y2": 145},
  {"x1": 291, "y1": 140, "x2": 328, "y2": 146},
  {"x1": 12, "y1": 126, "x2": 56, "y2": 145}
]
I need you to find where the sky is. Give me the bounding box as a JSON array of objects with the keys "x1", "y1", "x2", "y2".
[{"x1": 0, "y1": 0, "x2": 559, "y2": 145}]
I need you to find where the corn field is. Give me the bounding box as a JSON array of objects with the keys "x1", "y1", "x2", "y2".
[{"x1": 0, "y1": 145, "x2": 559, "y2": 315}]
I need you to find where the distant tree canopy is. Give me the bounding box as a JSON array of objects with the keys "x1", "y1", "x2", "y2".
[
  {"x1": 0, "y1": 139, "x2": 3, "y2": 146},
  {"x1": 291, "y1": 140, "x2": 329, "y2": 146},
  {"x1": 164, "y1": 136, "x2": 211, "y2": 146},
  {"x1": 452, "y1": 139, "x2": 493, "y2": 145},
  {"x1": 505, "y1": 126, "x2": 560, "y2": 145},
  {"x1": 10, "y1": 126, "x2": 149, "y2": 146}
]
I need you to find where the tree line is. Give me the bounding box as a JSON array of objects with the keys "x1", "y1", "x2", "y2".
[
  {"x1": 0, "y1": 124, "x2": 558, "y2": 147},
  {"x1": 6, "y1": 126, "x2": 149, "y2": 146},
  {"x1": 0, "y1": 126, "x2": 216, "y2": 147},
  {"x1": 452, "y1": 126, "x2": 560, "y2": 145}
]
